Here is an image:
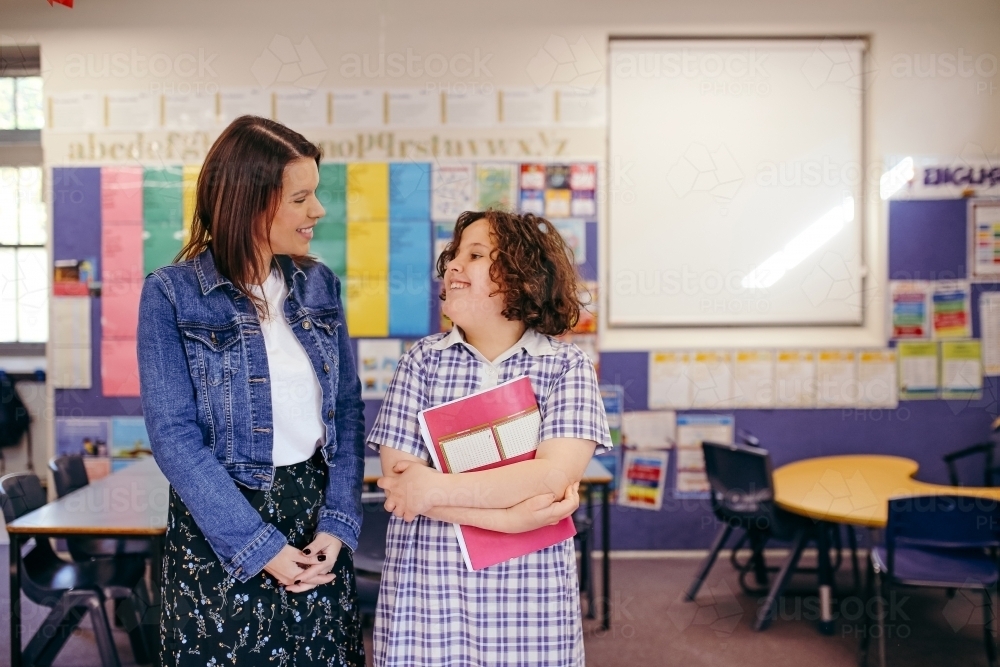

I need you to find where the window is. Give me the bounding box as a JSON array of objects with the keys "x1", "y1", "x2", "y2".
[{"x1": 1, "y1": 45, "x2": 47, "y2": 345}]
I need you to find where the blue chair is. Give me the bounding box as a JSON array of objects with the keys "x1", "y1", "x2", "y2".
[{"x1": 861, "y1": 494, "x2": 1000, "y2": 667}]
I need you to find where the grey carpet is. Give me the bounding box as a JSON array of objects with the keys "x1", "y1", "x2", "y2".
[{"x1": 16, "y1": 555, "x2": 994, "y2": 666}]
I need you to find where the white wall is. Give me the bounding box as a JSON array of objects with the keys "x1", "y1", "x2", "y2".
[{"x1": 1, "y1": 0, "x2": 998, "y2": 346}]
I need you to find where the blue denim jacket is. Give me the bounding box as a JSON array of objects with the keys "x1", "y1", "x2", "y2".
[{"x1": 137, "y1": 250, "x2": 365, "y2": 583}]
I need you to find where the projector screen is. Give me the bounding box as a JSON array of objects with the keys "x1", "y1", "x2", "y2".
[{"x1": 608, "y1": 38, "x2": 867, "y2": 327}]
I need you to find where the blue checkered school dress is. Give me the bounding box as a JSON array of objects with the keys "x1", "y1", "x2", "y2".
[{"x1": 366, "y1": 327, "x2": 612, "y2": 667}]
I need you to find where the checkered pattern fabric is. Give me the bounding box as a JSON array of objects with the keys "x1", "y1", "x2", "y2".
[{"x1": 367, "y1": 330, "x2": 612, "y2": 666}]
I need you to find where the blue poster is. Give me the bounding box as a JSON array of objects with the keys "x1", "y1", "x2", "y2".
[
  {"x1": 389, "y1": 221, "x2": 432, "y2": 336},
  {"x1": 389, "y1": 163, "x2": 431, "y2": 222}
]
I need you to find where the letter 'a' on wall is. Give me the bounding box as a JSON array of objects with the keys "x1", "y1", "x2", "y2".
[{"x1": 608, "y1": 38, "x2": 867, "y2": 327}]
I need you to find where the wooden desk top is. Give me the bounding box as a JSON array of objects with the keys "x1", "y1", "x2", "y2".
[
  {"x1": 6, "y1": 456, "x2": 613, "y2": 537},
  {"x1": 773, "y1": 454, "x2": 1000, "y2": 528},
  {"x1": 7, "y1": 457, "x2": 169, "y2": 536}
]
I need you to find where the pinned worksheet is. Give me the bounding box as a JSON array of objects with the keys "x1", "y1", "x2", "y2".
[
  {"x1": 816, "y1": 350, "x2": 857, "y2": 408},
  {"x1": 775, "y1": 350, "x2": 817, "y2": 407},
  {"x1": 622, "y1": 410, "x2": 676, "y2": 449},
  {"x1": 940, "y1": 340, "x2": 983, "y2": 400},
  {"x1": 331, "y1": 89, "x2": 385, "y2": 127},
  {"x1": 690, "y1": 350, "x2": 736, "y2": 408},
  {"x1": 218, "y1": 88, "x2": 271, "y2": 124},
  {"x1": 733, "y1": 350, "x2": 775, "y2": 408},
  {"x1": 274, "y1": 89, "x2": 328, "y2": 127},
  {"x1": 857, "y1": 350, "x2": 898, "y2": 408},
  {"x1": 898, "y1": 340, "x2": 939, "y2": 400},
  {"x1": 431, "y1": 163, "x2": 475, "y2": 221},
  {"x1": 981, "y1": 292, "x2": 1000, "y2": 376},
  {"x1": 648, "y1": 351, "x2": 694, "y2": 409}
]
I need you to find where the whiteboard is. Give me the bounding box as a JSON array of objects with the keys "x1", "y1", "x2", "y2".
[{"x1": 608, "y1": 38, "x2": 867, "y2": 326}]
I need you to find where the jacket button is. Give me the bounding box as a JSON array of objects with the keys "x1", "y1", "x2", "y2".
[
  {"x1": 327, "y1": 409, "x2": 334, "y2": 419},
  {"x1": 302, "y1": 320, "x2": 312, "y2": 330},
  {"x1": 323, "y1": 362, "x2": 330, "y2": 373}
]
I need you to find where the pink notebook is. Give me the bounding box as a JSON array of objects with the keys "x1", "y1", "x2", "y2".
[{"x1": 417, "y1": 376, "x2": 576, "y2": 571}]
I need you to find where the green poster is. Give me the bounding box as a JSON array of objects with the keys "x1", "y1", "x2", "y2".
[
  {"x1": 144, "y1": 222, "x2": 184, "y2": 274},
  {"x1": 143, "y1": 167, "x2": 183, "y2": 225},
  {"x1": 314, "y1": 164, "x2": 347, "y2": 275}
]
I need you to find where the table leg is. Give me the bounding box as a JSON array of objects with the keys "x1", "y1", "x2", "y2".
[
  {"x1": 816, "y1": 522, "x2": 835, "y2": 635},
  {"x1": 149, "y1": 535, "x2": 164, "y2": 667},
  {"x1": 10, "y1": 532, "x2": 21, "y2": 667},
  {"x1": 580, "y1": 484, "x2": 597, "y2": 618},
  {"x1": 601, "y1": 483, "x2": 611, "y2": 631}
]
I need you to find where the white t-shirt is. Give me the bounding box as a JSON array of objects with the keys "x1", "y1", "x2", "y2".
[{"x1": 253, "y1": 271, "x2": 325, "y2": 467}]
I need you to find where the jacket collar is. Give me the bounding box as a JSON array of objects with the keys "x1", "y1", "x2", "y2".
[{"x1": 194, "y1": 249, "x2": 306, "y2": 296}]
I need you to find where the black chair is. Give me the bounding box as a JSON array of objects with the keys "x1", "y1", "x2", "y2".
[
  {"x1": 49, "y1": 455, "x2": 152, "y2": 561},
  {"x1": 355, "y1": 492, "x2": 391, "y2": 623},
  {"x1": 860, "y1": 495, "x2": 1000, "y2": 667},
  {"x1": 685, "y1": 441, "x2": 855, "y2": 631},
  {"x1": 0, "y1": 472, "x2": 152, "y2": 667},
  {"x1": 942, "y1": 417, "x2": 1000, "y2": 487}
]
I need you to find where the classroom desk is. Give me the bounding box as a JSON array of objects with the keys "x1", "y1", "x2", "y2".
[
  {"x1": 6, "y1": 457, "x2": 168, "y2": 667},
  {"x1": 7, "y1": 456, "x2": 615, "y2": 666},
  {"x1": 364, "y1": 457, "x2": 616, "y2": 631},
  {"x1": 771, "y1": 454, "x2": 1000, "y2": 634}
]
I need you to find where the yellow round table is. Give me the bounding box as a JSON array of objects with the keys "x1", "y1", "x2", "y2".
[
  {"x1": 773, "y1": 454, "x2": 1000, "y2": 528},
  {"x1": 769, "y1": 454, "x2": 1000, "y2": 633}
]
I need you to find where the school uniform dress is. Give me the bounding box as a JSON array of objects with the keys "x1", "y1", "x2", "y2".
[{"x1": 367, "y1": 327, "x2": 612, "y2": 667}]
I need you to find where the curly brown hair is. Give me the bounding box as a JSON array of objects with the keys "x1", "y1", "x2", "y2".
[{"x1": 436, "y1": 210, "x2": 583, "y2": 336}]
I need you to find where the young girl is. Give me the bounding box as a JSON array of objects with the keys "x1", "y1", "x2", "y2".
[{"x1": 368, "y1": 209, "x2": 612, "y2": 666}]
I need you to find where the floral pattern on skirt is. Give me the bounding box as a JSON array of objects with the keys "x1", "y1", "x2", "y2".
[{"x1": 160, "y1": 455, "x2": 365, "y2": 667}]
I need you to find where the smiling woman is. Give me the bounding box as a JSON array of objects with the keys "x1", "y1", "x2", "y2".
[{"x1": 138, "y1": 115, "x2": 366, "y2": 666}]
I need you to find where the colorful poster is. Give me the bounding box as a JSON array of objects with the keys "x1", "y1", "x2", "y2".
[
  {"x1": 519, "y1": 190, "x2": 544, "y2": 215},
  {"x1": 346, "y1": 221, "x2": 389, "y2": 337},
  {"x1": 600, "y1": 384, "x2": 624, "y2": 447},
  {"x1": 101, "y1": 166, "x2": 143, "y2": 224},
  {"x1": 941, "y1": 340, "x2": 983, "y2": 400},
  {"x1": 347, "y1": 163, "x2": 389, "y2": 222},
  {"x1": 932, "y1": 280, "x2": 972, "y2": 339},
  {"x1": 431, "y1": 163, "x2": 475, "y2": 222},
  {"x1": 544, "y1": 189, "x2": 571, "y2": 218},
  {"x1": 55, "y1": 417, "x2": 109, "y2": 457},
  {"x1": 553, "y1": 219, "x2": 586, "y2": 265},
  {"x1": 313, "y1": 163, "x2": 347, "y2": 276},
  {"x1": 572, "y1": 281, "x2": 597, "y2": 334},
  {"x1": 889, "y1": 280, "x2": 930, "y2": 339},
  {"x1": 388, "y1": 222, "x2": 432, "y2": 337},
  {"x1": 110, "y1": 416, "x2": 152, "y2": 458},
  {"x1": 358, "y1": 339, "x2": 404, "y2": 399},
  {"x1": 898, "y1": 340, "x2": 939, "y2": 400},
  {"x1": 619, "y1": 449, "x2": 669, "y2": 511},
  {"x1": 389, "y1": 163, "x2": 431, "y2": 221},
  {"x1": 675, "y1": 414, "x2": 734, "y2": 497},
  {"x1": 857, "y1": 350, "x2": 898, "y2": 408},
  {"x1": 476, "y1": 163, "x2": 517, "y2": 210},
  {"x1": 971, "y1": 200, "x2": 1000, "y2": 279},
  {"x1": 182, "y1": 165, "x2": 200, "y2": 243},
  {"x1": 520, "y1": 164, "x2": 546, "y2": 190},
  {"x1": 101, "y1": 338, "x2": 140, "y2": 396}
]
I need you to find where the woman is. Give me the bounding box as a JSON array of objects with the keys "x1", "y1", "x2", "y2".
[{"x1": 137, "y1": 115, "x2": 365, "y2": 666}]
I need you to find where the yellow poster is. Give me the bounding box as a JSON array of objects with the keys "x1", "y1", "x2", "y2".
[
  {"x1": 346, "y1": 220, "x2": 389, "y2": 336},
  {"x1": 347, "y1": 163, "x2": 389, "y2": 222},
  {"x1": 182, "y1": 164, "x2": 200, "y2": 242}
]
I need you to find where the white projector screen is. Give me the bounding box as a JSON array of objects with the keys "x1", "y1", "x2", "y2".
[{"x1": 608, "y1": 38, "x2": 867, "y2": 327}]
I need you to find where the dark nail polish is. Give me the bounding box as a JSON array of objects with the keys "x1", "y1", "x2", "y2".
[
  {"x1": 303, "y1": 548, "x2": 311, "y2": 555},
  {"x1": 317, "y1": 554, "x2": 327, "y2": 562},
  {"x1": 294, "y1": 580, "x2": 301, "y2": 585}
]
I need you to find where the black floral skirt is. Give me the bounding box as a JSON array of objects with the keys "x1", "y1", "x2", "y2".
[{"x1": 160, "y1": 454, "x2": 365, "y2": 667}]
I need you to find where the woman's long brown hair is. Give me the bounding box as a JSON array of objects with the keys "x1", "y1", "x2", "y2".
[{"x1": 177, "y1": 115, "x2": 321, "y2": 313}]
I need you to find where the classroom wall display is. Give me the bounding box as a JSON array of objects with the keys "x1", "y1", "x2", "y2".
[
  {"x1": 46, "y1": 87, "x2": 604, "y2": 132},
  {"x1": 647, "y1": 348, "x2": 899, "y2": 410},
  {"x1": 969, "y1": 199, "x2": 1000, "y2": 280}
]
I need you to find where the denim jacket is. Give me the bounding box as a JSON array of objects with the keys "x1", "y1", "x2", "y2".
[{"x1": 137, "y1": 250, "x2": 365, "y2": 583}]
